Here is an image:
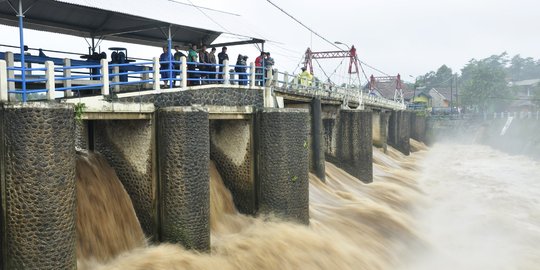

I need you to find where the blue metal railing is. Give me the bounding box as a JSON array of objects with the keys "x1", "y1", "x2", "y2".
[{"x1": 0, "y1": 50, "x2": 408, "y2": 110}]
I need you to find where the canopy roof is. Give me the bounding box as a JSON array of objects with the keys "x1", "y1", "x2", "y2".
[{"x1": 0, "y1": 0, "x2": 264, "y2": 48}]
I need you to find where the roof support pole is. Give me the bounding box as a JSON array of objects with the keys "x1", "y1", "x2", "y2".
[
  {"x1": 167, "y1": 25, "x2": 173, "y2": 89},
  {"x1": 261, "y1": 41, "x2": 265, "y2": 87},
  {"x1": 18, "y1": 0, "x2": 27, "y2": 102}
]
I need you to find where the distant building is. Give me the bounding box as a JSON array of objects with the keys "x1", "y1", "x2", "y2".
[
  {"x1": 364, "y1": 76, "x2": 414, "y2": 102},
  {"x1": 507, "y1": 79, "x2": 540, "y2": 112}
]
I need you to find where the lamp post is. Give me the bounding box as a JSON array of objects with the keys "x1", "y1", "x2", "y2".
[
  {"x1": 334, "y1": 41, "x2": 352, "y2": 89},
  {"x1": 409, "y1": 75, "x2": 417, "y2": 109},
  {"x1": 334, "y1": 41, "x2": 351, "y2": 50}
]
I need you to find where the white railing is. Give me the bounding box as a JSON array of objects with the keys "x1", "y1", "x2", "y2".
[
  {"x1": 270, "y1": 70, "x2": 406, "y2": 111},
  {"x1": 491, "y1": 111, "x2": 540, "y2": 120}
]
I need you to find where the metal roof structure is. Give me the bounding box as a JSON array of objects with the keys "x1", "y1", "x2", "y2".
[{"x1": 0, "y1": 0, "x2": 264, "y2": 48}]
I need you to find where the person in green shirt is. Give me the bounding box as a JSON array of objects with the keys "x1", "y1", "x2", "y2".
[{"x1": 187, "y1": 44, "x2": 198, "y2": 86}]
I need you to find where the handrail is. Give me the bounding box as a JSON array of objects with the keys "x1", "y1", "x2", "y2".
[{"x1": 0, "y1": 50, "x2": 406, "y2": 109}]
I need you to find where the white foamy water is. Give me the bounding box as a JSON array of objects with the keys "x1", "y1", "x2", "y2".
[{"x1": 400, "y1": 143, "x2": 540, "y2": 270}]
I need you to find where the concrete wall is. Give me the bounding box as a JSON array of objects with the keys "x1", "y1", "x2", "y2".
[
  {"x1": 410, "y1": 113, "x2": 427, "y2": 143},
  {"x1": 478, "y1": 117, "x2": 540, "y2": 159},
  {"x1": 388, "y1": 111, "x2": 411, "y2": 155},
  {"x1": 93, "y1": 119, "x2": 157, "y2": 238},
  {"x1": 75, "y1": 121, "x2": 89, "y2": 150},
  {"x1": 322, "y1": 105, "x2": 340, "y2": 159},
  {"x1": 210, "y1": 119, "x2": 256, "y2": 215},
  {"x1": 372, "y1": 110, "x2": 391, "y2": 152},
  {"x1": 0, "y1": 104, "x2": 76, "y2": 270},
  {"x1": 329, "y1": 110, "x2": 373, "y2": 183},
  {"x1": 157, "y1": 107, "x2": 210, "y2": 251},
  {"x1": 121, "y1": 88, "x2": 264, "y2": 108},
  {"x1": 256, "y1": 108, "x2": 310, "y2": 224}
]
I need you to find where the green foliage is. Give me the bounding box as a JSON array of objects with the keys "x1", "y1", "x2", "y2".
[
  {"x1": 74, "y1": 102, "x2": 86, "y2": 123},
  {"x1": 417, "y1": 64, "x2": 455, "y2": 89},
  {"x1": 417, "y1": 52, "x2": 540, "y2": 113},
  {"x1": 460, "y1": 55, "x2": 510, "y2": 112}
]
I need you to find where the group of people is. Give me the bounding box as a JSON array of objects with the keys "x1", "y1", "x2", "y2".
[
  {"x1": 159, "y1": 44, "x2": 276, "y2": 87},
  {"x1": 159, "y1": 44, "x2": 222, "y2": 87}
]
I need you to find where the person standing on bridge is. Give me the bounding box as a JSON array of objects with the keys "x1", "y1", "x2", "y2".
[
  {"x1": 198, "y1": 45, "x2": 210, "y2": 84},
  {"x1": 298, "y1": 67, "x2": 313, "y2": 86},
  {"x1": 255, "y1": 51, "x2": 266, "y2": 86},
  {"x1": 264, "y1": 52, "x2": 275, "y2": 84},
  {"x1": 217, "y1": 46, "x2": 228, "y2": 83},
  {"x1": 159, "y1": 46, "x2": 173, "y2": 88},
  {"x1": 208, "y1": 47, "x2": 217, "y2": 83},
  {"x1": 187, "y1": 44, "x2": 198, "y2": 86}
]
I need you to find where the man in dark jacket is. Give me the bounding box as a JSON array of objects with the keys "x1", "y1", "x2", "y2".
[{"x1": 217, "y1": 46, "x2": 229, "y2": 83}]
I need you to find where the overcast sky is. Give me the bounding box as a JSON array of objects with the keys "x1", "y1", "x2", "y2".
[{"x1": 1, "y1": 0, "x2": 539, "y2": 83}]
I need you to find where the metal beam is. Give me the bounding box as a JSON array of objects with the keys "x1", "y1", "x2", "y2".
[
  {"x1": 210, "y1": 38, "x2": 265, "y2": 48},
  {"x1": 92, "y1": 22, "x2": 167, "y2": 37}
]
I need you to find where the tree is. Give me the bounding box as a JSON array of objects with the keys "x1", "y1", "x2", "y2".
[
  {"x1": 460, "y1": 56, "x2": 509, "y2": 112},
  {"x1": 417, "y1": 65, "x2": 454, "y2": 89}
]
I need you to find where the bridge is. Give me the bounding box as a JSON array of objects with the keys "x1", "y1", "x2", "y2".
[{"x1": 0, "y1": 50, "x2": 405, "y2": 111}]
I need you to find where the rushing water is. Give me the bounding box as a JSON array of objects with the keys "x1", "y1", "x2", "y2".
[
  {"x1": 400, "y1": 143, "x2": 540, "y2": 270},
  {"x1": 75, "y1": 140, "x2": 540, "y2": 270}
]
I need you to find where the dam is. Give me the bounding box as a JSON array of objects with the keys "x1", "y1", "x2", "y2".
[{"x1": 2, "y1": 1, "x2": 540, "y2": 269}]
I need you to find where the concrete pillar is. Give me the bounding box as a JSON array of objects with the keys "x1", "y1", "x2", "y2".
[
  {"x1": 142, "y1": 66, "x2": 151, "y2": 89},
  {"x1": 224, "y1": 60, "x2": 231, "y2": 86},
  {"x1": 333, "y1": 110, "x2": 373, "y2": 183},
  {"x1": 0, "y1": 103, "x2": 76, "y2": 269},
  {"x1": 4, "y1": 52, "x2": 14, "y2": 91},
  {"x1": 45, "y1": 61, "x2": 55, "y2": 100},
  {"x1": 157, "y1": 107, "x2": 210, "y2": 251},
  {"x1": 112, "y1": 66, "x2": 120, "y2": 93},
  {"x1": 256, "y1": 108, "x2": 309, "y2": 224},
  {"x1": 62, "y1": 58, "x2": 73, "y2": 97},
  {"x1": 210, "y1": 119, "x2": 256, "y2": 214},
  {"x1": 180, "y1": 56, "x2": 187, "y2": 89},
  {"x1": 248, "y1": 62, "x2": 255, "y2": 87},
  {"x1": 388, "y1": 110, "x2": 411, "y2": 155},
  {"x1": 310, "y1": 98, "x2": 325, "y2": 181},
  {"x1": 100, "y1": 58, "x2": 109, "y2": 96},
  {"x1": 153, "y1": 57, "x2": 160, "y2": 91},
  {"x1": 0, "y1": 60, "x2": 7, "y2": 102}
]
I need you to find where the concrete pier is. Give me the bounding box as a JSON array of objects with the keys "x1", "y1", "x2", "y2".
[
  {"x1": 310, "y1": 98, "x2": 326, "y2": 181},
  {"x1": 0, "y1": 104, "x2": 76, "y2": 270},
  {"x1": 157, "y1": 107, "x2": 210, "y2": 251},
  {"x1": 389, "y1": 111, "x2": 411, "y2": 155},
  {"x1": 256, "y1": 108, "x2": 310, "y2": 224},
  {"x1": 331, "y1": 110, "x2": 373, "y2": 183}
]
